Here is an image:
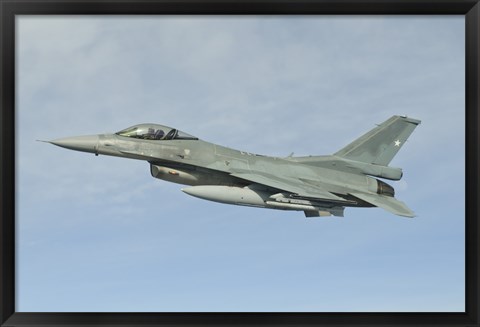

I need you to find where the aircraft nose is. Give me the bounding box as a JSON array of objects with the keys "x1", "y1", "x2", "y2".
[{"x1": 49, "y1": 135, "x2": 99, "y2": 154}]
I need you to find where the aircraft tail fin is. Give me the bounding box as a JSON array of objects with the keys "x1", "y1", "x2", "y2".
[{"x1": 334, "y1": 115, "x2": 421, "y2": 166}]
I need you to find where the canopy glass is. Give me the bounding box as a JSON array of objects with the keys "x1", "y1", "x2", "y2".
[{"x1": 115, "y1": 124, "x2": 198, "y2": 140}]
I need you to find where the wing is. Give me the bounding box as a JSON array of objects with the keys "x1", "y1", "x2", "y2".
[
  {"x1": 350, "y1": 192, "x2": 415, "y2": 218},
  {"x1": 230, "y1": 171, "x2": 355, "y2": 206}
]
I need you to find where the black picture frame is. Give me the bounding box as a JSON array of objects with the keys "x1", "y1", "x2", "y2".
[{"x1": 1, "y1": 0, "x2": 478, "y2": 326}]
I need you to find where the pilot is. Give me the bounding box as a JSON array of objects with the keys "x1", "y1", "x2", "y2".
[
  {"x1": 144, "y1": 128, "x2": 156, "y2": 139},
  {"x1": 153, "y1": 129, "x2": 165, "y2": 140}
]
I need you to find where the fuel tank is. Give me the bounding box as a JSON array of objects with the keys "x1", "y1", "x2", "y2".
[
  {"x1": 181, "y1": 185, "x2": 270, "y2": 207},
  {"x1": 181, "y1": 185, "x2": 344, "y2": 217}
]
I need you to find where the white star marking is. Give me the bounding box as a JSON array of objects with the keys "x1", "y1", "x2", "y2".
[{"x1": 394, "y1": 140, "x2": 401, "y2": 147}]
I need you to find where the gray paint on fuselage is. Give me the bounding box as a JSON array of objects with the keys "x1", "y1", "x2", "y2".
[
  {"x1": 100, "y1": 133, "x2": 375, "y2": 199},
  {"x1": 46, "y1": 115, "x2": 420, "y2": 217}
]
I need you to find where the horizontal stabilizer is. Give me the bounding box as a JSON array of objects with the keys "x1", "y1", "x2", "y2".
[{"x1": 350, "y1": 192, "x2": 415, "y2": 218}]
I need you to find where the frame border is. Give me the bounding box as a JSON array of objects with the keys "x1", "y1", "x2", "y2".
[{"x1": 1, "y1": 1, "x2": 478, "y2": 326}]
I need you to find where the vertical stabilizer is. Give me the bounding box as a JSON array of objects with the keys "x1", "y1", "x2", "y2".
[{"x1": 334, "y1": 115, "x2": 421, "y2": 166}]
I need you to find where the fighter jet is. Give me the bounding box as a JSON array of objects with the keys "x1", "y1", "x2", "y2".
[{"x1": 44, "y1": 115, "x2": 420, "y2": 218}]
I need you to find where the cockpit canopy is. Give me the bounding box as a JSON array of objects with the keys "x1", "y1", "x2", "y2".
[{"x1": 115, "y1": 124, "x2": 198, "y2": 141}]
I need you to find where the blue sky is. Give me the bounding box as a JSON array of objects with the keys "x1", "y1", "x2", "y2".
[{"x1": 16, "y1": 16, "x2": 465, "y2": 312}]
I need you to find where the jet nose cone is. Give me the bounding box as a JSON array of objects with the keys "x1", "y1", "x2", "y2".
[{"x1": 49, "y1": 135, "x2": 99, "y2": 154}]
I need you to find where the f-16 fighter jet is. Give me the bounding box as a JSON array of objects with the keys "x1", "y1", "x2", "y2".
[{"x1": 45, "y1": 115, "x2": 420, "y2": 218}]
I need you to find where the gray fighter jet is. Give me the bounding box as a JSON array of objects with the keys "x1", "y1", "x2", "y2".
[{"x1": 45, "y1": 115, "x2": 420, "y2": 218}]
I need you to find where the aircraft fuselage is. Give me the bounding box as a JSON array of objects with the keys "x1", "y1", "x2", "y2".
[{"x1": 46, "y1": 116, "x2": 419, "y2": 217}]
